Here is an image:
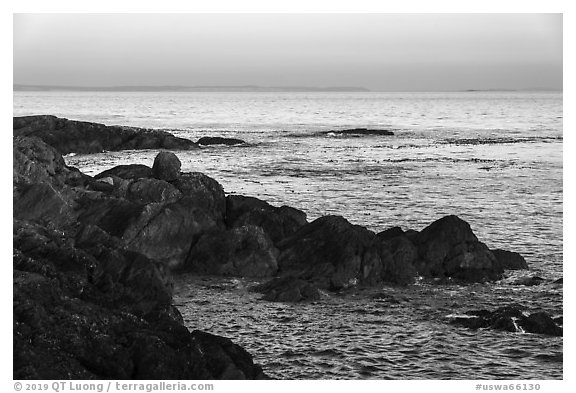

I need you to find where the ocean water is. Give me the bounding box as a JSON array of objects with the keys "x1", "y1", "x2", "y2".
[{"x1": 13, "y1": 91, "x2": 563, "y2": 379}]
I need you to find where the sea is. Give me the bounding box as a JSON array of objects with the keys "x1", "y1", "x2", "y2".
[{"x1": 13, "y1": 91, "x2": 563, "y2": 379}]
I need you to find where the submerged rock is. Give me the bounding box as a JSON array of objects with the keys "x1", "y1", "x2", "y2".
[
  {"x1": 13, "y1": 115, "x2": 198, "y2": 154},
  {"x1": 321, "y1": 128, "x2": 394, "y2": 136},
  {"x1": 197, "y1": 136, "x2": 246, "y2": 146},
  {"x1": 512, "y1": 276, "x2": 545, "y2": 286},
  {"x1": 252, "y1": 276, "x2": 321, "y2": 302},
  {"x1": 449, "y1": 306, "x2": 562, "y2": 337}
]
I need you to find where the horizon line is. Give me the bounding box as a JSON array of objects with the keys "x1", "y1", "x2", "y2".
[{"x1": 13, "y1": 84, "x2": 563, "y2": 93}]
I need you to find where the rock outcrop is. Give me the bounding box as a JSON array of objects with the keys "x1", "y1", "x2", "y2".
[
  {"x1": 13, "y1": 115, "x2": 198, "y2": 155},
  {"x1": 13, "y1": 136, "x2": 266, "y2": 379}
]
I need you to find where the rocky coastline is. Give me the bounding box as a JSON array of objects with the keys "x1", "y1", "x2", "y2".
[{"x1": 13, "y1": 115, "x2": 561, "y2": 379}]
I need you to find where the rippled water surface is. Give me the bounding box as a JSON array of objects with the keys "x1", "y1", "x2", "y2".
[
  {"x1": 173, "y1": 274, "x2": 562, "y2": 379},
  {"x1": 14, "y1": 91, "x2": 563, "y2": 379}
]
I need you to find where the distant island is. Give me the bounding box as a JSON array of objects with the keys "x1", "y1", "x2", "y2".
[{"x1": 13, "y1": 84, "x2": 371, "y2": 92}]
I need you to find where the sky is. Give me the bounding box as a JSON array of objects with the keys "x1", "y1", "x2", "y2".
[{"x1": 13, "y1": 13, "x2": 563, "y2": 91}]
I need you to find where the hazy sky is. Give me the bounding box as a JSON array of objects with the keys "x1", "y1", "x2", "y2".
[{"x1": 13, "y1": 13, "x2": 563, "y2": 91}]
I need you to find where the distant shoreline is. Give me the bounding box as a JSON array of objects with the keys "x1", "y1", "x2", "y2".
[
  {"x1": 13, "y1": 84, "x2": 371, "y2": 93},
  {"x1": 13, "y1": 84, "x2": 561, "y2": 93}
]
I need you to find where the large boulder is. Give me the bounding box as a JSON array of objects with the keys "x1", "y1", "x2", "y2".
[
  {"x1": 226, "y1": 195, "x2": 307, "y2": 243},
  {"x1": 13, "y1": 115, "x2": 198, "y2": 154},
  {"x1": 277, "y1": 215, "x2": 382, "y2": 290},
  {"x1": 152, "y1": 151, "x2": 182, "y2": 181},
  {"x1": 186, "y1": 225, "x2": 279, "y2": 277},
  {"x1": 412, "y1": 215, "x2": 501, "y2": 282}
]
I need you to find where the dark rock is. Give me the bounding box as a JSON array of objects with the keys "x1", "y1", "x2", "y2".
[
  {"x1": 553, "y1": 277, "x2": 563, "y2": 284},
  {"x1": 77, "y1": 197, "x2": 147, "y2": 238},
  {"x1": 450, "y1": 306, "x2": 562, "y2": 337},
  {"x1": 14, "y1": 115, "x2": 198, "y2": 155},
  {"x1": 13, "y1": 133, "x2": 267, "y2": 379},
  {"x1": 126, "y1": 178, "x2": 182, "y2": 204},
  {"x1": 152, "y1": 151, "x2": 181, "y2": 181},
  {"x1": 197, "y1": 136, "x2": 246, "y2": 146},
  {"x1": 122, "y1": 198, "x2": 222, "y2": 269},
  {"x1": 186, "y1": 226, "x2": 279, "y2": 277},
  {"x1": 376, "y1": 226, "x2": 405, "y2": 241},
  {"x1": 173, "y1": 172, "x2": 227, "y2": 223},
  {"x1": 252, "y1": 276, "x2": 321, "y2": 302},
  {"x1": 413, "y1": 215, "x2": 501, "y2": 282},
  {"x1": 226, "y1": 195, "x2": 307, "y2": 243},
  {"x1": 95, "y1": 164, "x2": 153, "y2": 180},
  {"x1": 321, "y1": 128, "x2": 394, "y2": 136},
  {"x1": 13, "y1": 136, "x2": 84, "y2": 189},
  {"x1": 277, "y1": 215, "x2": 382, "y2": 290},
  {"x1": 522, "y1": 312, "x2": 563, "y2": 336},
  {"x1": 14, "y1": 183, "x2": 76, "y2": 228},
  {"x1": 512, "y1": 276, "x2": 545, "y2": 286},
  {"x1": 77, "y1": 169, "x2": 227, "y2": 269},
  {"x1": 491, "y1": 249, "x2": 529, "y2": 270},
  {"x1": 377, "y1": 234, "x2": 418, "y2": 285},
  {"x1": 370, "y1": 292, "x2": 402, "y2": 304}
]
